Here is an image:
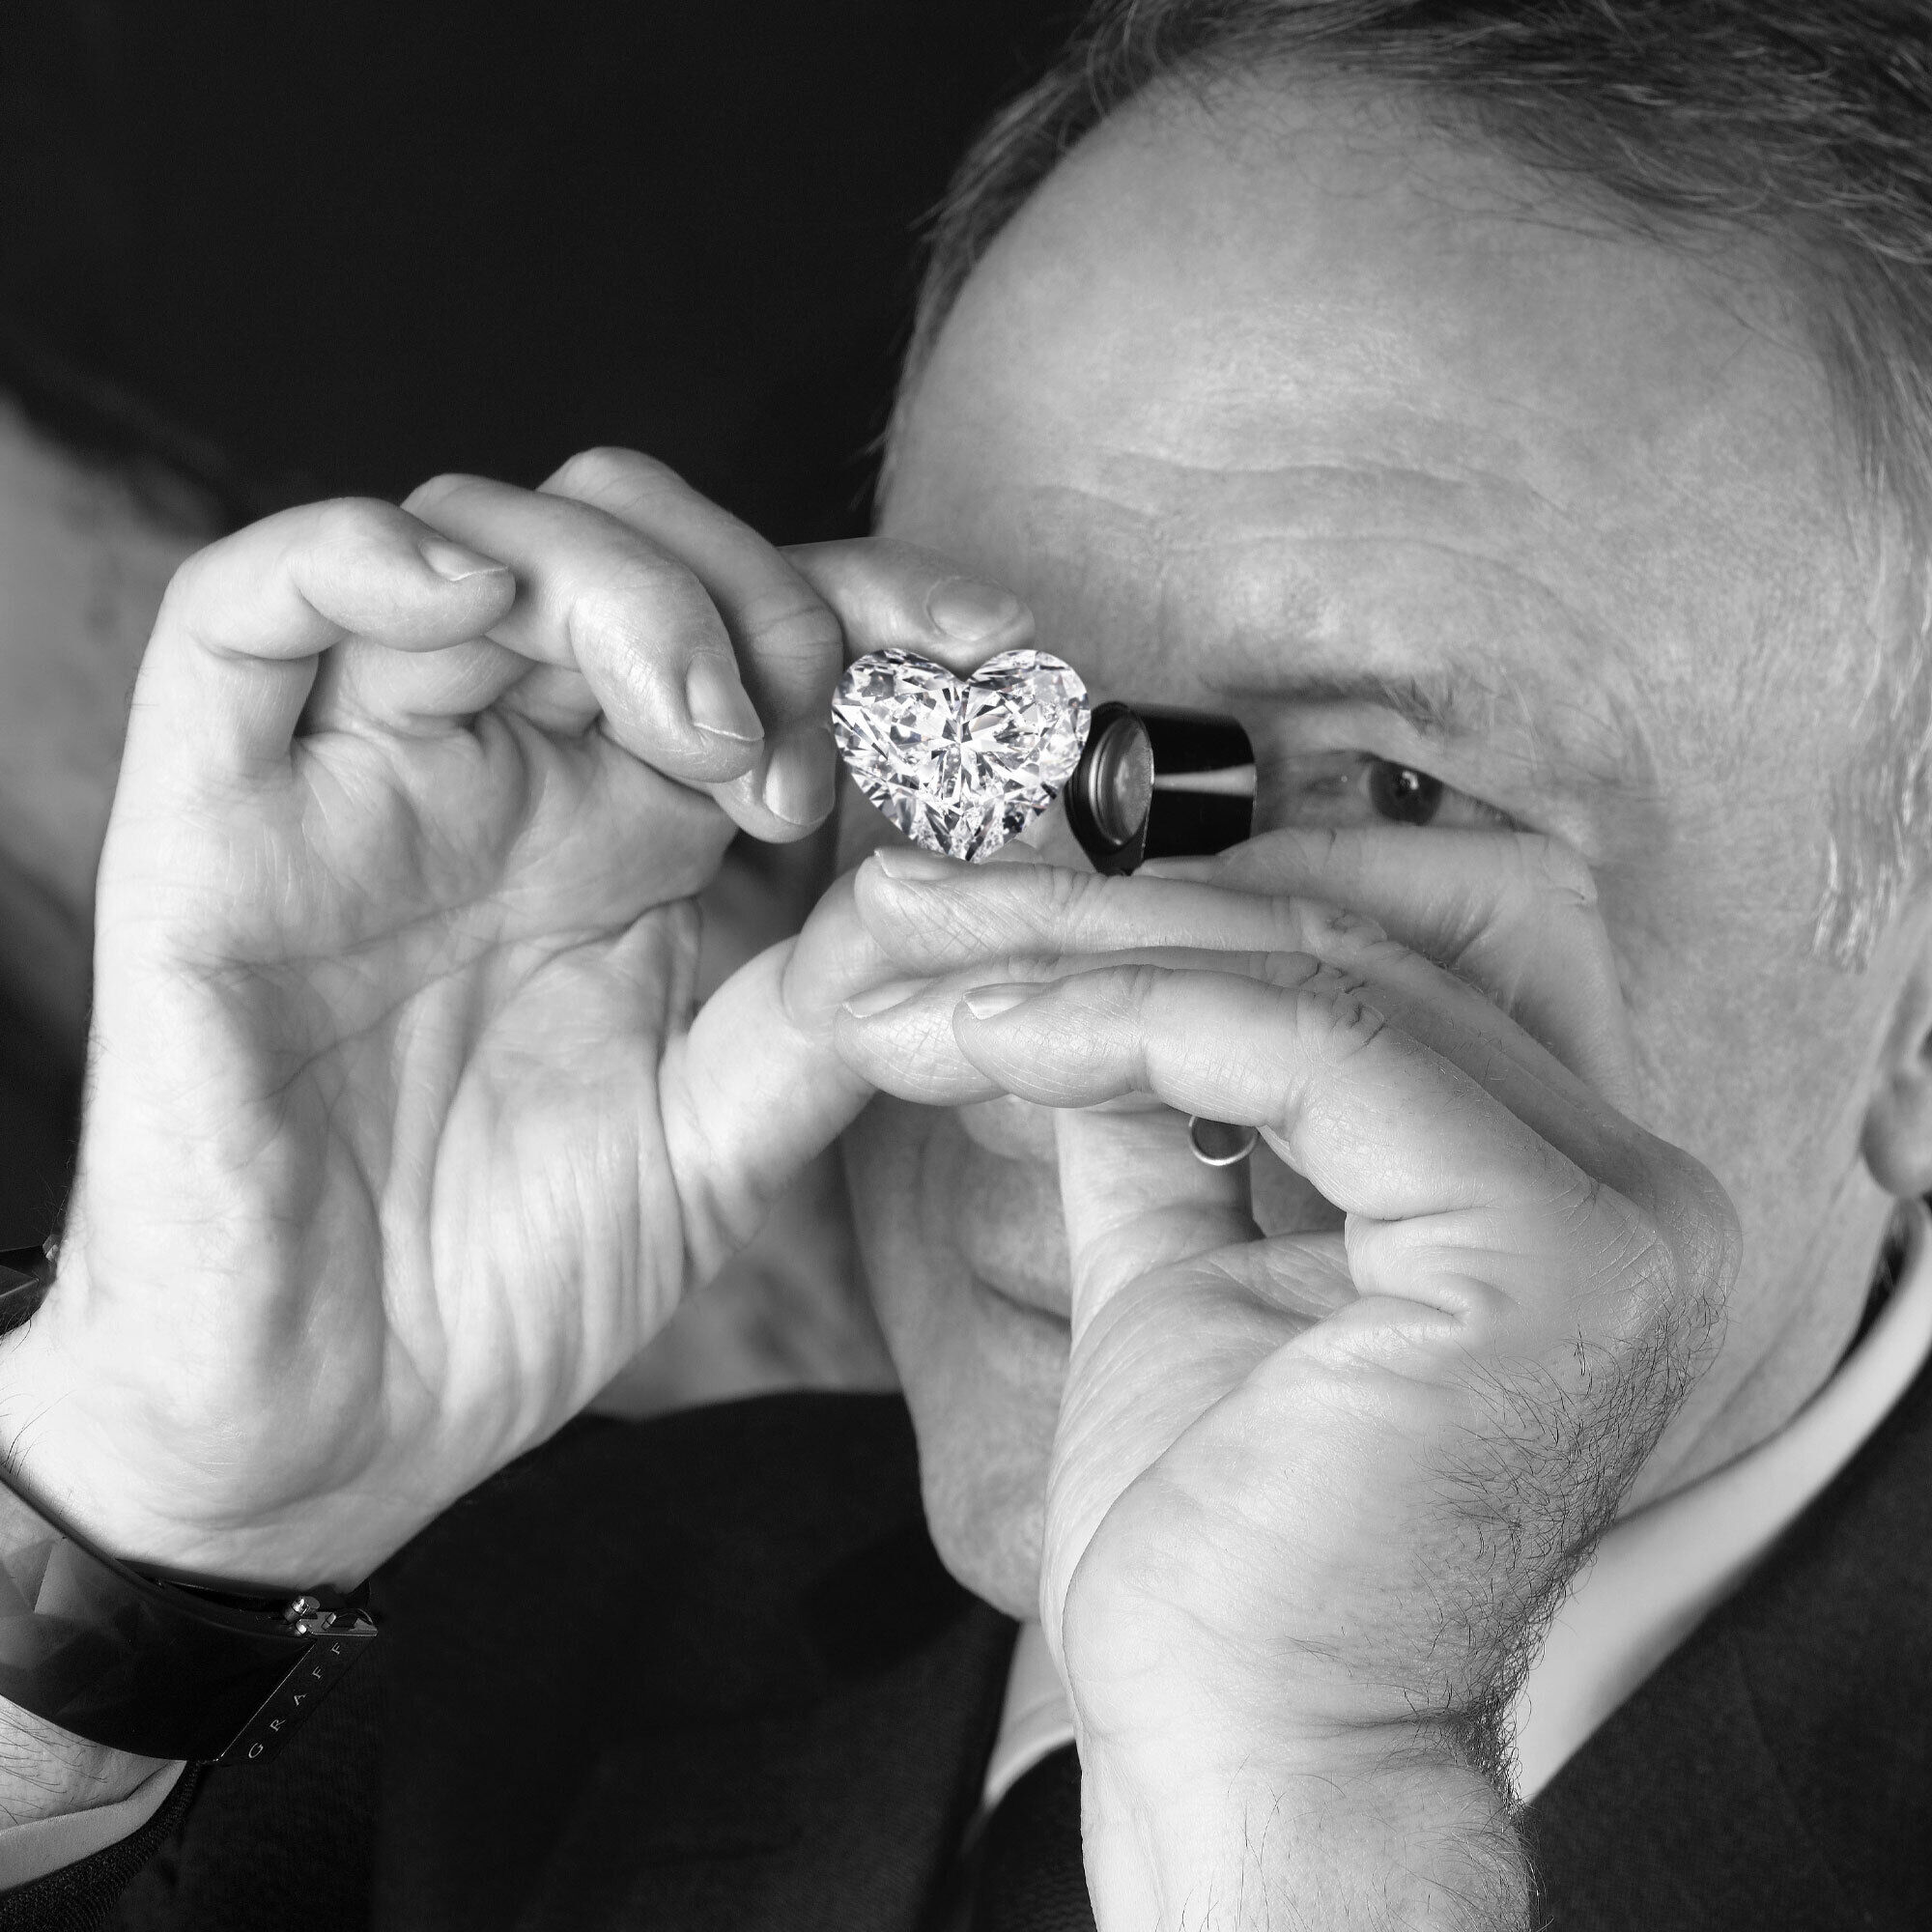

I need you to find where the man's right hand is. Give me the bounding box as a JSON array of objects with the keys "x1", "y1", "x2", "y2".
[{"x1": 0, "y1": 448, "x2": 1024, "y2": 1593}]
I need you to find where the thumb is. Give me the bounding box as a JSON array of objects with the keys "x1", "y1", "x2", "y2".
[
  {"x1": 785, "y1": 537, "x2": 1034, "y2": 675},
  {"x1": 1053, "y1": 1103, "x2": 1258, "y2": 1346},
  {"x1": 999, "y1": 831, "x2": 1261, "y2": 1336},
  {"x1": 660, "y1": 868, "x2": 893, "y2": 1281}
]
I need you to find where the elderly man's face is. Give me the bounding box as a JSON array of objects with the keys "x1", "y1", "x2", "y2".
[{"x1": 840, "y1": 84, "x2": 1918, "y2": 1617}]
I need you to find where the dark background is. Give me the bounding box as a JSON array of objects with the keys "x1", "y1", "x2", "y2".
[
  {"x1": 3, "y1": 0, "x2": 1083, "y2": 527},
  {"x1": 0, "y1": 0, "x2": 1084, "y2": 1238}
]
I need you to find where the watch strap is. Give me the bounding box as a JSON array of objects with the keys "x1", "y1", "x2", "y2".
[{"x1": 0, "y1": 1242, "x2": 376, "y2": 1764}]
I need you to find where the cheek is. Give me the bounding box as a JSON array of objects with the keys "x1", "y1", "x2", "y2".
[
  {"x1": 838, "y1": 1096, "x2": 1066, "y2": 1616},
  {"x1": 839, "y1": 1095, "x2": 946, "y2": 1353}
]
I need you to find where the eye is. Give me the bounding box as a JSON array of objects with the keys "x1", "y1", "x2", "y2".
[
  {"x1": 1264, "y1": 752, "x2": 1515, "y2": 833},
  {"x1": 1367, "y1": 761, "x2": 1442, "y2": 826}
]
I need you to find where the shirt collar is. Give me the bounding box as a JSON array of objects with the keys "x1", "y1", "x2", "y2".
[
  {"x1": 1511, "y1": 1195, "x2": 1932, "y2": 1796},
  {"x1": 982, "y1": 1200, "x2": 1932, "y2": 1813}
]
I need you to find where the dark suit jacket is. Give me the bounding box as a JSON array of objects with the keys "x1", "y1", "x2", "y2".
[{"x1": 2, "y1": 1361, "x2": 1928, "y2": 1932}]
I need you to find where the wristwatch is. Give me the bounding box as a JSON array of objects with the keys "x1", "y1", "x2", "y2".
[{"x1": 0, "y1": 1240, "x2": 378, "y2": 1765}]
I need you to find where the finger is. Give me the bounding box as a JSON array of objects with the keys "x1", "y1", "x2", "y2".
[
  {"x1": 1051, "y1": 1103, "x2": 1256, "y2": 1317},
  {"x1": 536, "y1": 449, "x2": 838, "y2": 835},
  {"x1": 949, "y1": 965, "x2": 1583, "y2": 1245},
  {"x1": 659, "y1": 866, "x2": 912, "y2": 1276},
  {"x1": 784, "y1": 536, "x2": 1033, "y2": 669},
  {"x1": 400, "y1": 471, "x2": 781, "y2": 830},
  {"x1": 1169, "y1": 827, "x2": 1636, "y2": 1114},
  {"x1": 957, "y1": 962, "x2": 1725, "y2": 1374},
  {"x1": 535, "y1": 458, "x2": 1037, "y2": 841},
  {"x1": 851, "y1": 839, "x2": 1633, "y2": 1117},
  {"x1": 848, "y1": 849, "x2": 1606, "y2": 1123},
  {"x1": 133, "y1": 498, "x2": 516, "y2": 787},
  {"x1": 853, "y1": 846, "x2": 1387, "y2": 981},
  {"x1": 842, "y1": 927, "x2": 1684, "y2": 1331},
  {"x1": 832, "y1": 945, "x2": 1354, "y2": 1108},
  {"x1": 962, "y1": 963, "x2": 1679, "y2": 1390},
  {"x1": 303, "y1": 634, "x2": 530, "y2": 738}
]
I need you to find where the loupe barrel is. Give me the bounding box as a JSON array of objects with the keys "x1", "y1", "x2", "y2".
[{"x1": 1065, "y1": 703, "x2": 1255, "y2": 875}]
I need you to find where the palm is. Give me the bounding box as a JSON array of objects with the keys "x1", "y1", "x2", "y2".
[
  {"x1": 1045, "y1": 1235, "x2": 1321, "y2": 1709},
  {"x1": 0, "y1": 468, "x2": 1020, "y2": 1594},
  {"x1": 47, "y1": 708, "x2": 725, "y2": 1582}
]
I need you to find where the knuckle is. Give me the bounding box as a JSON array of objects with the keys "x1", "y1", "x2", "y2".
[
  {"x1": 570, "y1": 551, "x2": 715, "y2": 654},
  {"x1": 548, "y1": 446, "x2": 683, "y2": 511},
  {"x1": 1581, "y1": 1154, "x2": 1731, "y2": 1380},
  {"x1": 740, "y1": 586, "x2": 843, "y2": 672},
  {"x1": 1304, "y1": 958, "x2": 1378, "y2": 1009},
  {"x1": 1658, "y1": 1147, "x2": 1744, "y2": 1303},
  {"x1": 311, "y1": 495, "x2": 409, "y2": 558},
  {"x1": 981, "y1": 861, "x2": 1102, "y2": 933},
  {"x1": 1260, "y1": 948, "x2": 1327, "y2": 992},
  {"x1": 1041, "y1": 864, "x2": 1104, "y2": 919},
  {"x1": 1298, "y1": 976, "x2": 1386, "y2": 1061},
  {"x1": 1298, "y1": 898, "x2": 1386, "y2": 949},
  {"x1": 1113, "y1": 960, "x2": 1172, "y2": 1018},
  {"x1": 403, "y1": 472, "x2": 488, "y2": 518},
  {"x1": 161, "y1": 497, "x2": 409, "y2": 635}
]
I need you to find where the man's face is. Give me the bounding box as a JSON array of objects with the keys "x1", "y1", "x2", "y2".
[{"x1": 842, "y1": 82, "x2": 1915, "y2": 1618}]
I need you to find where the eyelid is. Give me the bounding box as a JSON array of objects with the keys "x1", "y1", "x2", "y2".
[{"x1": 1264, "y1": 747, "x2": 1521, "y2": 832}]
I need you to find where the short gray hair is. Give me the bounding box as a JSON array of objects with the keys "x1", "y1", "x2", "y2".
[{"x1": 893, "y1": 0, "x2": 1932, "y2": 967}]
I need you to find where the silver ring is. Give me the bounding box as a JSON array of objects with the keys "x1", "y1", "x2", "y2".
[{"x1": 1187, "y1": 1115, "x2": 1259, "y2": 1167}]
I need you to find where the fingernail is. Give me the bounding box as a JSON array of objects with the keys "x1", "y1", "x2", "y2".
[
  {"x1": 925, "y1": 577, "x2": 1025, "y2": 643},
  {"x1": 686, "y1": 655, "x2": 764, "y2": 743},
  {"x1": 959, "y1": 983, "x2": 1039, "y2": 1022},
  {"x1": 841, "y1": 979, "x2": 927, "y2": 1019},
  {"x1": 870, "y1": 844, "x2": 957, "y2": 883},
  {"x1": 418, "y1": 537, "x2": 511, "y2": 583},
  {"x1": 1136, "y1": 856, "x2": 1222, "y2": 882},
  {"x1": 763, "y1": 726, "x2": 837, "y2": 827}
]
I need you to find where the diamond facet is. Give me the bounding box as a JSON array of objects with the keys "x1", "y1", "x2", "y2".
[{"x1": 830, "y1": 648, "x2": 1092, "y2": 861}]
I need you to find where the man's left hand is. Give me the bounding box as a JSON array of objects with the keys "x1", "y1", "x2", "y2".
[{"x1": 834, "y1": 830, "x2": 1740, "y2": 1929}]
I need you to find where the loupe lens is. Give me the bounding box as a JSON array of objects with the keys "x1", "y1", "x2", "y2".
[
  {"x1": 1065, "y1": 702, "x2": 1254, "y2": 874},
  {"x1": 1075, "y1": 712, "x2": 1155, "y2": 849}
]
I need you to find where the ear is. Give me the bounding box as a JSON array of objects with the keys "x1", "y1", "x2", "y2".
[{"x1": 1861, "y1": 952, "x2": 1932, "y2": 1200}]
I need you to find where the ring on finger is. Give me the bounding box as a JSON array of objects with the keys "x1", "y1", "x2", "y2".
[{"x1": 1187, "y1": 1115, "x2": 1260, "y2": 1166}]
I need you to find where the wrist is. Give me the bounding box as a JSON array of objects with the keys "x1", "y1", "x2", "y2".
[
  {"x1": 1079, "y1": 1718, "x2": 1528, "y2": 1932},
  {"x1": 0, "y1": 1292, "x2": 335, "y2": 1590},
  {"x1": 0, "y1": 1331, "x2": 377, "y2": 1768},
  {"x1": 0, "y1": 1698, "x2": 170, "y2": 1830}
]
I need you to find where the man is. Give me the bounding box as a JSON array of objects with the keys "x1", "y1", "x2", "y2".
[{"x1": 0, "y1": 1, "x2": 1928, "y2": 1926}]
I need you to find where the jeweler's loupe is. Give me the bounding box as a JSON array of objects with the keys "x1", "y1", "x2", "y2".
[
  {"x1": 1064, "y1": 703, "x2": 1255, "y2": 875},
  {"x1": 1061, "y1": 706, "x2": 1261, "y2": 1167}
]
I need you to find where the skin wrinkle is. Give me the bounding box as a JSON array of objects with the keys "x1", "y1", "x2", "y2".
[
  {"x1": 1012, "y1": 464, "x2": 1677, "y2": 827},
  {"x1": 840, "y1": 74, "x2": 1925, "y2": 1713},
  {"x1": 923, "y1": 120, "x2": 1856, "y2": 891}
]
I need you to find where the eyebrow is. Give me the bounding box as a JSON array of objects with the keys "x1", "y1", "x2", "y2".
[{"x1": 1238, "y1": 668, "x2": 1472, "y2": 739}]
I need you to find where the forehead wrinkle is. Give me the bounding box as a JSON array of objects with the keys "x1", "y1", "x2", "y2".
[
  {"x1": 1072, "y1": 441, "x2": 1572, "y2": 544},
  {"x1": 1016, "y1": 473, "x2": 1657, "y2": 796}
]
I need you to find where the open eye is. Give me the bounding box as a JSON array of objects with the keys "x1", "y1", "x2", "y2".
[
  {"x1": 1367, "y1": 761, "x2": 1442, "y2": 826},
  {"x1": 1265, "y1": 752, "x2": 1515, "y2": 833}
]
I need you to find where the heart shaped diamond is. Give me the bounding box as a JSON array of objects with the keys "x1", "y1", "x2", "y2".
[{"x1": 831, "y1": 648, "x2": 1092, "y2": 861}]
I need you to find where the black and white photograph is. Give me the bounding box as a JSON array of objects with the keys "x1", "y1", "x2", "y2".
[{"x1": 0, "y1": 3, "x2": 1927, "y2": 1927}]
